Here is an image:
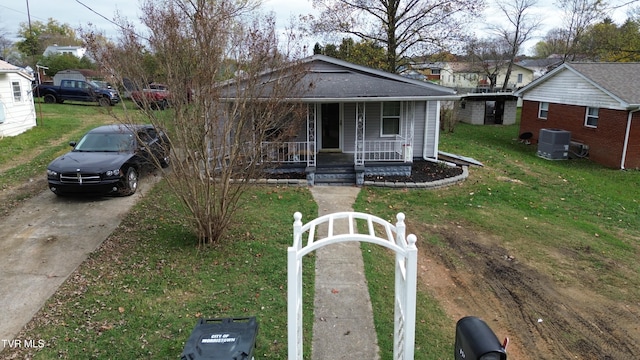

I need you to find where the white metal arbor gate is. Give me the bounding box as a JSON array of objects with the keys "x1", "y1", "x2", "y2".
[{"x1": 288, "y1": 211, "x2": 418, "y2": 360}]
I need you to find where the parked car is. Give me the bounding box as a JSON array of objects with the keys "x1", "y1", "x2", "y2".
[
  {"x1": 131, "y1": 83, "x2": 171, "y2": 110},
  {"x1": 46, "y1": 124, "x2": 170, "y2": 196},
  {"x1": 34, "y1": 79, "x2": 120, "y2": 106}
]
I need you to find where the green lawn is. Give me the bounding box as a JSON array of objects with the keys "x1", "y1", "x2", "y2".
[{"x1": 1, "y1": 103, "x2": 638, "y2": 359}]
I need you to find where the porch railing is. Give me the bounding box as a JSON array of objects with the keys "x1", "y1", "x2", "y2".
[
  {"x1": 261, "y1": 141, "x2": 311, "y2": 163},
  {"x1": 363, "y1": 136, "x2": 409, "y2": 162},
  {"x1": 209, "y1": 138, "x2": 410, "y2": 166}
]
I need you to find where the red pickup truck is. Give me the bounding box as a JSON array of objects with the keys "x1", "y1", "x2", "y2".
[{"x1": 131, "y1": 83, "x2": 171, "y2": 110}]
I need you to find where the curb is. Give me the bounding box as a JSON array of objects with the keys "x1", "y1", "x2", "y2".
[
  {"x1": 363, "y1": 166, "x2": 469, "y2": 189},
  {"x1": 258, "y1": 166, "x2": 469, "y2": 188}
]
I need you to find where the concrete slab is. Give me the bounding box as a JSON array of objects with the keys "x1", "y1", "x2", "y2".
[
  {"x1": 0, "y1": 176, "x2": 160, "y2": 352},
  {"x1": 308, "y1": 186, "x2": 380, "y2": 360}
]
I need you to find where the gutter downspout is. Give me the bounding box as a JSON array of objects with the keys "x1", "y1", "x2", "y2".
[{"x1": 621, "y1": 107, "x2": 640, "y2": 169}]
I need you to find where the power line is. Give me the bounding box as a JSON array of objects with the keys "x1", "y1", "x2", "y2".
[
  {"x1": 74, "y1": 0, "x2": 149, "y2": 41},
  {"x1": 0, "y1": 3, "x2": 48, "y2": 24}
]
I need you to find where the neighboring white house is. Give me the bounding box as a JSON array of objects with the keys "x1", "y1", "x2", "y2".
[
  {"x1": 439, "y1": 62, "x2": 535, "y2": 93},
  {"x1": 43, "y1": 45, "x2": 86, "y2": 58},
  {"x1": 0, "y1": 60, "x2": 37, "y2": 137}
]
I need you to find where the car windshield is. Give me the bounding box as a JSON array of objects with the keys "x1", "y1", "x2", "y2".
[{"x1": 74, "y1": 133, "x2": 135, "y2": 152}]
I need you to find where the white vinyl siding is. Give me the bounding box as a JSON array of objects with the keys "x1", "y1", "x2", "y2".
[
  {"x1": 343, "y1": 103, "x2": 356, "y2": 152},
  {"x1": 0, "y1": 72, "x2": 36, "y2": 136},
  {"x1": 521, "y1": 70, "x2": 624, "y2": 110}
]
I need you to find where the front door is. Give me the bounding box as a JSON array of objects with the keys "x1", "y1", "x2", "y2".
[{"x1": 321, "y1": 103, "x2": 340, "y2": 150}]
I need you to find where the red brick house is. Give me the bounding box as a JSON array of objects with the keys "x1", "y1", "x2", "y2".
[{"x1": 514, "y1": 62, "x2": 640, "y2": 169}]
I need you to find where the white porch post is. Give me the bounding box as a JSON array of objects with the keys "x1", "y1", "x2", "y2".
[
  {"x1": 307, "y1": 104, "x2": 317, "y2": 167},
  {"x1": 355, "y1": 102, "x2": 365, "y2": 166}
]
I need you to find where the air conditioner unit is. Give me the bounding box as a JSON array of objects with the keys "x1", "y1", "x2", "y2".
[{"x1": 537, "y1": 129, "x2": 570, "y2": 160}]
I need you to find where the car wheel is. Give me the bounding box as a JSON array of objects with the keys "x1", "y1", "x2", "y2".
[
  {"x1": 159, "y1": 99, "x2": 168, "y2": 110},
  {"x1": 119, "y1": 167, "x2": 138, "y2": 196},
  {"x1": 98, "y1": 97, "x2": 111, "y2": 107},
  {"x1": 43, "y1": 94, "x2": 57, "y2": 104}
]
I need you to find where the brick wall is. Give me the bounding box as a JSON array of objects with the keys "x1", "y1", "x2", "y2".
[{"x1": 520, "y1": 101, "x2": 640, "y2": 168}]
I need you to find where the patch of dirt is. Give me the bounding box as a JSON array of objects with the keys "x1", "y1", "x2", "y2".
[
  {"x1": 415, "y1": 221, "x2": 640, "y2": 360},
  {"x1": 0, "y1": 178, "x2": 48, "y2": 218}
]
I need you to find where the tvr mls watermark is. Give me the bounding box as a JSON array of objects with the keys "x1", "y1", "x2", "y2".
[{"x1": 2, "y1": 339, "x2": 46, "y2": 349}]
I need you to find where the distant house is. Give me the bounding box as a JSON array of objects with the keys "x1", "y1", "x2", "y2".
[
  {"x1": 42, "y1": 45, "x2": 86, "y2": 58},
  {"x1": 514, "y1": 62, "x2": 640, "y2": 169},
  {"x1": 0, "y1": 60, "x2": 36, "y2": 137},
  {"x1": 516, "y1": 57, "x2": 564, "y2": 79},
  {"x1": 440, "y1": 62, "x2": 535, "y2": 93},
  {"x1": 405, "y1": 62, "x2": 445, "y2": 83}
]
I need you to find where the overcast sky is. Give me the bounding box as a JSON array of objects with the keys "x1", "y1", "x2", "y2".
[{"x1": 0, "y1": 0, "x2": 634, "y2": 55}]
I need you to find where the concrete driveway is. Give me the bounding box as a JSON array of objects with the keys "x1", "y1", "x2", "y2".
[{"x1": 0, "y1": 175, "x2": 160, "y2": 351}]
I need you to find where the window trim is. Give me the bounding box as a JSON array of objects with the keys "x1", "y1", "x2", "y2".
[
  {"x1": 538, "y1": 102, "x2": 549, "y2": 119},
  {"x1": 380, "y1": 102, "x2": 402, "y2": 137},
  {"x1": 12, "y1": 81, "x2": 22, "y2": 102},
  {"x1": 585, "y1": 107, "x2": 599, "y2": 128}
]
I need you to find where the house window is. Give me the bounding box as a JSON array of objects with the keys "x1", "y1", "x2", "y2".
[
  {"x1": 585, "y1": 107, "x2": 599, "y2": 127},
  {"x1": 431, "y1": 69, "x2": 440, "y2": 75},
  {"x1": 381, "y1": 102, "x2": 401, "y2": 136},
  {"x1": 12, "y1": 81, "x2": 22, "y2": 102},
  {"x1": 517, "y1": 73, "x2": 523, "y2": 83},
  {"x1": 538, "y1": 102, "x2": 549, "y2": 119}
]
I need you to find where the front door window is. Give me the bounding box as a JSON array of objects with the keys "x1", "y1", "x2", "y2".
[{"x1": 321, "y1": 103, "x2": 340, "y2": 149}]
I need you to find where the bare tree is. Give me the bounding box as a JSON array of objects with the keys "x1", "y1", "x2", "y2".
[
  {"x1": 307, "y1": 0, "x2": 485, "y2": 73},
  {"x1": 489, "y1": 0, "x2": 542, "y2": 91},
  {"x1": 467, "y1": 37, "x2": 512, "y2": 91},
  {"x1": 85, "y1": 0, "x2": 308, "y2": 245},
  {"x1": 556, "y1": 0, "x2": 608, "y2": 60}
]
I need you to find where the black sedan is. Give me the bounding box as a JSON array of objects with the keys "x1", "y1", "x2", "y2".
[{"x1": 47, "y1": 124, "x2": 170, "y2": 196}]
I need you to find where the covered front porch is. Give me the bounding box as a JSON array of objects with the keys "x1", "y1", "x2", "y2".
[{"x1": 260, "y1": 101, "x2": 428, "y2": 185}]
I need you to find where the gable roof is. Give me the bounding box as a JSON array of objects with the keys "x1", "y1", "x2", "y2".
[
  {"x1": 0, "y1": 60, "x2": 34, "y2": 81},
  {"x1": 515, "y1": 62, "x2": 640, "y2": 108},
  {"x1": 223, "y1": 55, "x2": 458, "y2": 102}
]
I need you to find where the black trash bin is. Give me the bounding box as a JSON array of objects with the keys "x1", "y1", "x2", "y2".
[
  {"x1": 181, "y1": 317, "x2": 258, "y2": 360},
  {"x1": 455, "y1": 316, "x2": 506, "y2": 360}
]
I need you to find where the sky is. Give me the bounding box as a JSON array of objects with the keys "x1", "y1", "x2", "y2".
[{"x1": 0, "y1": 0, "x2": 635, "y2": 56}]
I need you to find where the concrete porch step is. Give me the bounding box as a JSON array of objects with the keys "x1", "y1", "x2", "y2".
[{"x1": 314, "y1": 166, "x2": 356, "y2": 184}]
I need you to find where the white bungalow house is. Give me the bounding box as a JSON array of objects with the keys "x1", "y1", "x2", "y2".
[
  {"x1": 0, "y1": 60, "x2": 36, "y2": 137},
  {"x1": 224, "y1": 55, "x2": 459, "y2": 185}
]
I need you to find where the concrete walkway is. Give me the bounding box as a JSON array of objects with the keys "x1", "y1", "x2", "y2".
[{"x1": 309, "y1": 186, "x2": 380, "y2": 360}]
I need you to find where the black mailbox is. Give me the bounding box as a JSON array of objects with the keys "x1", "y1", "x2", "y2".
[
  {"x1": 455, "y1": 316, "x2": 506, "y2": 360},
  {"x1": 181, "y1": 317, "x2": 258, "y2": 360}
]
